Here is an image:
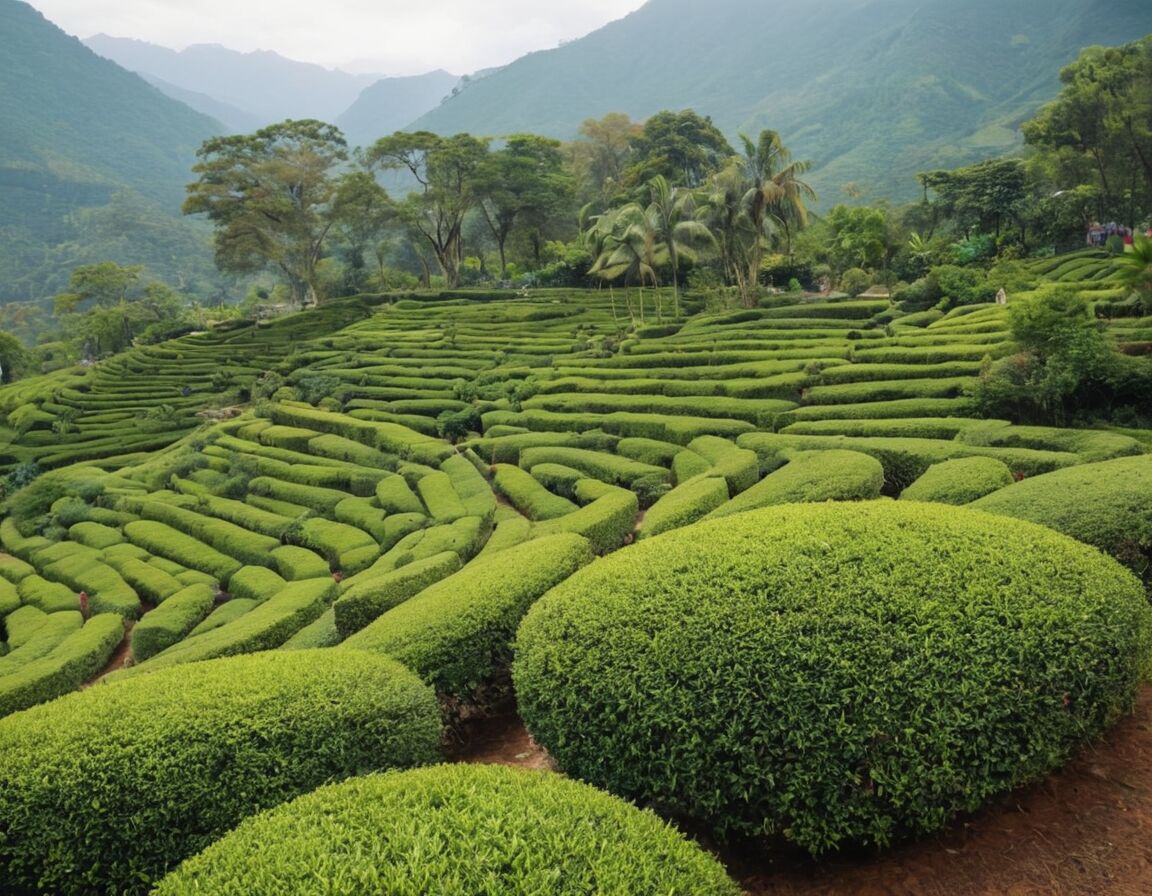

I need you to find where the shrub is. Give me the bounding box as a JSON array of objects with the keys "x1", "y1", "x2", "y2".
[
  {"x1": 533, "y1": 480, "x2": 640, "y2": 555},
  {"x1": 153, "y1": 765, "x2": 739, "y2": 896},
  {"x1": 416, "y1": 470, "x2": 468, "y2": 522},
  {"x1": 270, "y1": 545, "x2": 331, "y2": 580},
  {"x1": 130, "y1": 584, "x2": 215, "y2": 662},
  {"x1": 227, "y1": 566, "x2": 288, "y2": 602},
  {"x1": 520, "y1": 446, "x2": 668, "y2": 490},
  {"x1": 515, "y1": 502, "x2": 1151, "y2": 853},
  {"x1": 293, "y1": 518, "x2": 379, "y2": 574},
  {"x1": 375, "y1": 473, "x2": 425, "y2": 514},
  {"x1": 16, "y1": 575, "x2": 80, "y2": 614},
  {"x1": 279, "y1": 608, "x2": 340, "y2": 650},
  {"x1": 900, "y1": 456, "x2": 1014, "y2": 505},
  {"x1": 0, "y1": 650, "x2": 440, "y2": 895},
  {"x1": 121, "y1": 578, "x2": 336, "y2": 673},
  {"x1": 106, "y1": 556, "x2": 183, "y2": 605},
  {"x1": 494, "y1": 463, "x2": 579, "y2": 520},
  {"x1": 839, "y1": 267, "x2": 872, "y2": 297},
  {"x1": 342, "y1": 533, "x2": 591, "y2": 700},
  {"x1": 124, "y1": 520, "x2": 241, "y2": 585},
  {"x1": 972, "y1": 454, "x2": 1152, "y2": 583},
  {"x1": 686, "y1": 435, "x2": 760, "y2": 495},
  {"x1": 705, "y1": 450, "x2": 884, "y2": 518},
  {"x1": 334, "y1": 550, "x2": 462, "y2": 638},
  {"x1": 639, "y1": 476, "x2": 729, "y2": 539},
  {"x1": 67, "y1": 520, "x2": 123, "y2": 550},
  {"x1": 0, "y1": 614, "x2": 124, "y2": 717}
]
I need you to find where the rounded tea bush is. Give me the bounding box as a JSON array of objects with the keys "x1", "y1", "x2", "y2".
[
  {"x1": 514, "y1": 501, "x2": 1152, "y2": 853},
  {"x1": 154, "y1": 764, "x2": 740, "y2": 896},
  {"x1": 0, "y1": 649, "x2": 441, "y2": 895}
]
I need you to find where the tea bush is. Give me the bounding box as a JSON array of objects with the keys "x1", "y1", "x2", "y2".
[
  {"x1": 900, "y1": 456, "x2": 1015, "y2": 505},
  {"x1": 0, "y1": 649, "x2": 440, "y2": 895},
  {"x1": 515, "y1": 502, "x2": 1152, "y2": 853},
  {"x1": 154, "y1": 765, "x2": 739, "y2": 896}
]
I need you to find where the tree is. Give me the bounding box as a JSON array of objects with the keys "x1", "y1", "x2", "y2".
[
  {"x1": 183, "y1": 120, "x2": 348, "y2": 305},
  {"x1": 0, "y1": 332, "x2": 28, "y2": 384},
  {"x1": 365, "y1": 132, "x2": 489, "y2": 288},
  {"x1": 919, "y1": 159, "x2": 1028, "y2": 240},
  {"x1": 624, "y1": 109, "x2": 734, "y2": 189},
  {"x1": 569, "y1": 113, "x2": 642, "y2": 206},
  {"x1": 1023, "y1": 36, "x2": 1152, "y2": 228},
  {"x1": 643, "y1": 175, "x2": 713, "y2": 318},
  {"x1": 585, "y1": 204, "x2": 661, "y2": 323},
  {"x1": 1115, "y1": 232, "x2": 1152, "y2": 311},
  {"x1": 475, "y1": 134, "x2": 573, "y2": 278},
  {"x1": 329, "y1": 170, "x2": 398, "y2": 293},
  {"x1": 824, "y1": 204, "x2": 891, "y2": 274}
]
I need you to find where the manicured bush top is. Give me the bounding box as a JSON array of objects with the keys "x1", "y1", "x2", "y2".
[
  {"x1": 900, "y1": 456, "x2": 1014, "y2": 505},
  {"x1": 972, "y1": 454, "x2": 1152, "y2": 582},
  {"x1": 0, "y1": 649, "x2": 440, "y2": 896},
  {"x1": 155, "y1": 764, "x2": 739, "y2": 896},
  {"x1": 515, "y1": 501, "x2": 1151, "y2": 853}
]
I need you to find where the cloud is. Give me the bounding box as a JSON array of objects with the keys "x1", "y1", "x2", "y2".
[{"x1": 26, "y1": 0, "x2": 647, "y2": 74}]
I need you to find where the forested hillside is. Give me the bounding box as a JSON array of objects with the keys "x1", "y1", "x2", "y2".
[
  {"x1": 0, "y1": 0, "x2": 225, "y2": 303},
  {"x1": 408, "y1": 0, "x2": 1152, "y2": 201}
]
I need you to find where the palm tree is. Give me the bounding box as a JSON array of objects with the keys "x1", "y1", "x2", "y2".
[
  {"x1": 644, "y1": 175, "x2": 714, "y2": 319},
  {"x1": 586, "y1": 203, "x2": 661, "y2": 324},
  {"x1": 1116, "y1": 233, "x2": 1152, "y2": 311}
]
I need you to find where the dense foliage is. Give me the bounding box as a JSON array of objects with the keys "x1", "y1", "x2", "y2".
[
  {"x1": 0, "y1": 649, "x2": 440, "y2": 895},
  {"x1": 515, "y1": 502, "x2": 1152, "y2": 853}
]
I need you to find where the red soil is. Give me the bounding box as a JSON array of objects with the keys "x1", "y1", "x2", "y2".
[{"x1": 453, "y1": 688, "x2": 1152, "y2": 896}]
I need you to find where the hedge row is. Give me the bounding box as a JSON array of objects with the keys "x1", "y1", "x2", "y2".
[
  {"x1": 515, "y1": 502, "x2": 1152, "y2": 853},
  {"x1": 521, "y1": 446, "x2": 668, "y2": 490},
  {"x1": 334, "y1": 550, "x2": 463, "y2": 638},
  {"x1": 343, "y1": 533, "x2": 592, "y2": 699},
  {"x1": 440, "y1": 453, "x2": 497, "y2": 521},
  {"x1": 705, "y1": 450, "x2": 884, "y2": 518},
  {"x1": 154, "y1": 765, "x2": 739, "y2": 896},
  {"x1": 270, "y1": 545, "x2": 332, "y2": 580},
  {"x1": 533, "y1": 480, "x2": 640, "y2": 555},
  {"x1": 494, "y1": 464, "x2": 579, "y2": 520},
  {"x1": 0, "y1": 650, "x2": 440, "y2": 895},
  {"x1": 900, "y1": 456, "x2": 1015, "y2": 505},
  {"x1": 130, "y1": 584, "x2": 216, "y2": 662},
  {"x1": 416, "y1": 470, "x2": 468, "y2": 523},
  {"x1": 638, "y1": 476, "x2": 729, "y2": 539},
  {"x1": 228, "y1": 566, "x2": 288, "y2": 602},
  {"x1": 0, "y1": 613, "x2": 124, "y2": 718},
  {"x1": 123, "y1": 520, "x2": 241, "y2": 585},
  {"x1": 686, "y1": 435, "x2": 760, "y2": 495},
  {"x1": 120, "y1": 578, "x2": 336, "y2": 673}
]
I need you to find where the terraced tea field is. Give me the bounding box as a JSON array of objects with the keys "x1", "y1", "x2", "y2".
[{"x1": 1, "y1": 247, "x2": 1150, "y2": 894}]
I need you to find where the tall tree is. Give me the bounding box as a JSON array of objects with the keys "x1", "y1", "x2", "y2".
[
  {"x1": 1023, "y1": 36, "x2": 1152, "y2": 227},
  {"x1": 919, "y1": 159, "x2": 1028, "y2": 240},
  {"x1": 569, "y1": 113, "x2": 642, "y2": 206},
  {"x1": 643, "y1": 175, "x2": 712, "y2": 318},
  {"x1": 329, "y1": 170, "x2": 398, "y2": 293},
  {"x1": 625, "y1": 110, "x2": 734, "y2": 190},
  {"x1": 183, "y1": 120, "x2": 348, "y2": 305},
  {"x1": 365, "y1": 132, "x2": 489, "y2": 288},
  {"x1": 475, "y1": 134, "x2": 573, "y2": 278}
]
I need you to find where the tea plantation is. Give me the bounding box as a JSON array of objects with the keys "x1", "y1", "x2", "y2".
[{"x1": 1, "y1": 251, "x2": 1150, "y2": 891}]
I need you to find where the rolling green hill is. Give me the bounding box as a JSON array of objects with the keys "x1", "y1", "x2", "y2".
[
  {"x1": 407, "y1": 0, "x2": 1152, "y2": 202},
  {"x1": 0, "y1": 0, "x2": 226, "y2": 303}
]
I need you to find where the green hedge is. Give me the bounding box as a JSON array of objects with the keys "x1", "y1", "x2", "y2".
[
  {"x1": 107, "y1": 556, "x2": 183, "y2": 605},
  {"x1": 900, "y1": 457, "x2": 1015, "y2": 505},
  {"x1": 374, "y1": 473, "x2": 426, "y2": 514},
  {"x1": 494, "y1": 463, "x2": 579, "y2": 520},
  {"x1": 515, "y1": 502, "x2": 1152, "y2": 853},
  {"x1": 121, "y1": 578, "x2": 336, "y2": 673},
  {"x1": 0, "y1": 649, "x2": 440, "y2": 895},
  {"x1": 525, "y1": 462, "x2": 584, "y2": 501},
  {"x1": 270, "y1": 545, "x2": 331, "y2": 580},
  {"x1": 130, "y1": 584, "x2": 215, "y2": 662},
  {"x1": 638, "y1": 476, "x2": 729, "y2": 539},
  {"x1": 124, "y1": 520, "x2": 241, "y2": 585},
  {"x1": 228, "y1": 566, "x2": 289, "y2": 602},
  {"x1": 521, "y1": 446, "x2": 668, "y2": 490},
  {"x1": 534, "y1": 480, "x2": 640, "y2": 555},
  {"x1": 68, "y1": 521, "x2": 123, "y2": 550},
  {"x1": 705, "y1": 450, "x2": 884, "y2": 519},
  {"x1": 972, "y1": 455, "x2": 1152, "y2": 583},
  {"x1": 186, "y1": 598, "x2": 257, "y2": 637},
  {"x1": 293, "y1": 517, "x2": 379, "y2": 574},
  {"x1": 0, "y1": 610, "x2": 82, "y2": 674},
  {"x1": 802, "y1": 376, "x2": 975, "y2": 405},
  {"x1": 343, "y1": 533, "x2": 592, "y2": 699},
  {"x1": 16, "y1": 574, "x2": 79, "y2": 614},
  {"x1": 416, "y1": 470, "x2": 468, "y2": 522},
  {"x1": 781, "y1": 417, "x2": 990, "y2": 440},
  {"x1": 615, "y1": 436, "x2": 684, "y2": 467},
  {"x1": 0, "y1": 613, "x2": 124, "y2": 717},
  {"x1": 0, "y1": 577, "x2": 18, "y2": 616},
  {"x1": 279, "y1": 608, "x2": 340, "y2": 649},
  {"x1": 440, "y1": 453, "x2": 497, "y2": 521},
  {"x1": 334, "y1": 550, "x2": 463, "y2": 638},
  {"x1": 686, "y1": 435, "x2": 760, "y2": 495},
  {"x1": 154, "y1": 765, "x2": 739, "y2": 896}
]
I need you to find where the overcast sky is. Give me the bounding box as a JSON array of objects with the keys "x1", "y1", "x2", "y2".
[{"x1": 25, "y1": 0, "x2": 649, "y2": 75}]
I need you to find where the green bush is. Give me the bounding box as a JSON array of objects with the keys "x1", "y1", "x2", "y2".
[
  {"x1": 494, "y1": 463, "x2": 579, "y2": 520},
  {"x1": 0, "y1": 613, "x2": 124, "y2": 717},
  {"x1": 279, "y1": 608, "x2": 341, "y2": 650},
  {"x1": 186, "y1": 598, "x2": 257, "y2": 637},
  {"x1": 972, "y1": 455, "x2": 1152, "y2": 583},
  {"x1": 375, "y1": 473, "x2": 425, "y2": 514},
  {"x1": 639, "y1": 476, "x2": 729, "y2": 539},
  {"x1": 686, "y1": 435, "x2": 760, "y2": 495},
  {"x1": 900, "y1": 457, "x2": 1015, "y2": 505},
  {"x1": 154, "y1": 764, "x2": 739, "y2": 896},
  {"x1": 415, "y1": 470, "x2": 468, "y2": 522},
  {"x1": 124, "y1": 520, "x2": 241, "y2": 585},
  {"x1": 227, "y1": 566, "x2": 288, "y2": 602},
  {"x1": 441, "y1": 452, "x2": 497, "y2": 521},
  {"x1": 109, "y1": 556, "x2": 183, "y2": 604},
  {"x1": 533, "y1": 480, "x2": 640, "y2": 555},
  {"x1": 130, "y1": 584, "x2": 215, "y2": 662},
  {"x1": 270, "y1": 545, "x2": 331, "y2": 580},
  {"x1": 67, "y1": 521, "x2": 123, "y2": 550},
  {"x1": 293, "y1": 518, "x2": 379, "y2": 574},
  {"x1": 705, "y1": 450, "x2": 884, "y2": 518},
  {"x1": 343, "y1": 533, "x2": 591, "y2": 699},
  {"x1": 0, "y1": 609, "x2": 82, "y2": 674},
  {"x1": 515, "y1": 502, "x2": 1151, "y2": 853},
  {"x1": 0, "y1": 649, "x2": 440, "y2": 895},
  {"x1": 16, "y1": 574, "x2": 80, "y2": 613},
  {"x1": 521, "y1": 446, "x2": 668, "y2": 490},
  {"x1": 122, "y1": 578, "x2": 336, "y2": 673},
  {"x1": 334, "y1": 550, "x2": 462, "y2": 638}
]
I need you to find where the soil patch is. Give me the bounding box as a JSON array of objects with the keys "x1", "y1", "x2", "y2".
[{"x1": 455, "y1": 688, "x2": 1152, "y2": 895}]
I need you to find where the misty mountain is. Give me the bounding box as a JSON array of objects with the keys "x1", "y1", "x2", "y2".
[
  {"x1": 84, "y1": 34, "x2": 381, "y2": 126},
  {"x1": 336, "y1": 69, "x2": 460, "y2": 149},
  {"x1": 406, "y1": 0, "x2": 1152, "y2": 202},
  {"x1": 0, "y1": 0, "x2": 227, "y2": 302},
  {"x1": 139, "y1": 73, "x2": 263, "y2": 135}
]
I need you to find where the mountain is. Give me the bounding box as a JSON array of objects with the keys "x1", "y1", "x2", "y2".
[
  {"x1": 336, "y1": 70, "x2": 460, "y2": 149},
  {"x1": 139, "y1": 74, "x2": 263, "y2": 135},
  {"x1": 84, "y1": 34, "x2": 381, "y2": 127},
  {"x1": 0, "y1": 1, "x2": 227, "y2": 302},
  {"x1": 406, "y1": 0, "x2": 1152, "y2": 202}
]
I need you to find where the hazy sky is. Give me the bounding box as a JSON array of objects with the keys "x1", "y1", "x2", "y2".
[{"x1": 25, "y1": 0, "x2": 649, "y2": 75}]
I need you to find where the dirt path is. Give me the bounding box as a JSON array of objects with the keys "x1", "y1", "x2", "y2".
[{"x1": 454, "y1": 689, "x2": 1152, "y2": 896}]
